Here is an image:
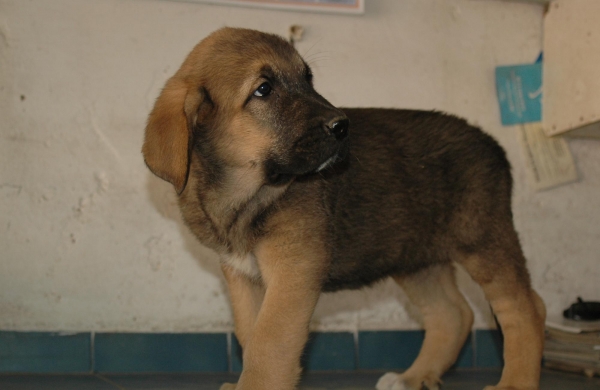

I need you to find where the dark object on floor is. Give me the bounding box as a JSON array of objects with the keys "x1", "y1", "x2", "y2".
[{"x1": 563, "y1": 297, "x2": 600, "y2": 321}]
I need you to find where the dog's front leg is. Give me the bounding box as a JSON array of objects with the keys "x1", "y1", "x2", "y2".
[
  {"x1": 222, "y1": 265, "x2": 265, "y2": 349},
  {"x1": 234, "y1": 233, "x2": 326, "y2": 390}
]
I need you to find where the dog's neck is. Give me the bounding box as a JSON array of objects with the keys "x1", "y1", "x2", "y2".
[{"x1": 180, "y1": 156, "x2": 291, "y2": 255}]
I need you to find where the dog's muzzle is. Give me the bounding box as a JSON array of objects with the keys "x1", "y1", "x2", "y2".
[{"x1": 313, "y1": 116, "x2": 348, "y2": 172}]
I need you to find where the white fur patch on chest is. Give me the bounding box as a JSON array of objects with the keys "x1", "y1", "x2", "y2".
[{"x1": 221, "y1": 253, "x2": 261, "y2": 279}]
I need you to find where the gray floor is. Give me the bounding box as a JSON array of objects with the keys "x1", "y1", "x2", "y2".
[{"x1": 0, "y1": 369, "x2": 599, "y2": 390}]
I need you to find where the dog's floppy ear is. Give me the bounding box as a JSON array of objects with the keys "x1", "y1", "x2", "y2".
[{"x1": 143, "y1": 77, "x2": 203, "y2": 194}]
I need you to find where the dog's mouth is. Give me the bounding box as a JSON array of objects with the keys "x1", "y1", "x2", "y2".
[
  {"x1": 265, "y1": 149, "x2": 346, "y2": 186},
  {"x1": 265, "y1": 125, "x2": 349, "y2": 186},
  {"x1": 314, "y1": 153, "x2": 340, "y2": 173}
]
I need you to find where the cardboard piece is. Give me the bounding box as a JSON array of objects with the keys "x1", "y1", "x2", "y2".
[{"x1": 543, "y1": 0, "x2": 600, "y2": 138}]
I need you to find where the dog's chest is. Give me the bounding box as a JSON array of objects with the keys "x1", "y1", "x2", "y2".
[{"x1": 221, "y1": 253, "x2": 261, "y2": 279}]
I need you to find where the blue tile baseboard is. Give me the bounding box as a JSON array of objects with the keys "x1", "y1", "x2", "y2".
[
  {"x1": 303, "y1": 332, "x2": 356, "y2": 371},
  {"x1": 357, "y1": 330, "x2": 476, "y2": 370},
  {"x1": 0, "y1": 329, "x2": 503, "y2": 374},
  {"x1": 474, "y1": 329, "x2": 504, "y2": 368},
  {"x1": 455, "y1": 331, "x2": 475, "y2": 368},
  {"x1": 94, "y1": 333, "x2": 228, "y2": 373},
  {"x1": 231, "y1": 334, "x2": 243, "y2": 373},
  {"x1": 0, "y1": 332, "x2": 91, "y2": 373},
  {"x1": 358, "y1": 330, "x2": 424, "y2": 370}
]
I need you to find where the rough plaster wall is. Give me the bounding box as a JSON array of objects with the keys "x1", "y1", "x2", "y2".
[{"x1": 0, "y1": 0, "x2": 598, "y2": 333}]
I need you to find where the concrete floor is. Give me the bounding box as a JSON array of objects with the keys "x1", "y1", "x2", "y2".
[{"x1": 1, "y1": 369, "x2": 599, "y2": 389}]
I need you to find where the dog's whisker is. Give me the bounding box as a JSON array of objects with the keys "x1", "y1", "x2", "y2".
[
  {"x1": 307, "y1": 57, "x2": 332, "y2": 66},
  {"x1": 352, "y1": 154, "x2": 364, "y2": 167},
  {"x1": 301, "y1": 37, "x2": 324, "y2": 59},
  {"x1": 304, "y1": 50, "x2": 334, "y2": 59},
  {"x1": 305, "y1": 52, "x2": 333, "y2": 62}
]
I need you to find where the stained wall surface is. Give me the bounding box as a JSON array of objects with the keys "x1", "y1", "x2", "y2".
[{"x1": 1, "y1": 0, "x2": 598, "y2": 332}]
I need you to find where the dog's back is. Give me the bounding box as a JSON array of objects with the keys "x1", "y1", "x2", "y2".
[{"x1": 305, "y1": 109, "x2": 515, "y2": 291}]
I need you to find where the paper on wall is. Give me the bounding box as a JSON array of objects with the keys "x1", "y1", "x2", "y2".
[
  {"x1": 495, "y1": 63, "x2": 542, "y2": 126},
  {"x1": 518, "y1": 123, "x2": 578, "y2": 191}
]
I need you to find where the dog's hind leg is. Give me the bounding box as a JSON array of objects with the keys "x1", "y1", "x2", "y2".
[
  {"x1": 376, "y1": 264, "x2": 474, "y2": 390},
  {"x1": 459, "y1": 242, "x2": 546, "y2": 390}
]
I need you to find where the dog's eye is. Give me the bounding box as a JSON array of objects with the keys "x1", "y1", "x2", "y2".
[{"x1": 253, "y1": 82, "x2": 272, "y2": 97}]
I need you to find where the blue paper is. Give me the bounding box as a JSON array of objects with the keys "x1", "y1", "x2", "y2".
[{"x1": 495, "y1": 63, "x2": 542, "y2": 125}]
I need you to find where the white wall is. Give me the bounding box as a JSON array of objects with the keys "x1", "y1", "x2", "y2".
[{"x1": 1, "y1": 0, "x2": 598, "y2": 333}]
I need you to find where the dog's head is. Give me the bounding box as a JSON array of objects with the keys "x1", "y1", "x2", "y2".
[{"x1": 143, "y1": 28, "x2": 348, "y2": 194}]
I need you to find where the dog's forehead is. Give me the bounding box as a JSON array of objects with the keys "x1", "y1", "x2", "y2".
[
  {"x1": 264, "y1": 51, "x2": 306, "y2": 79},
  {"x1": 202, "y1": 28, "x2": 306, "y2": 78}
]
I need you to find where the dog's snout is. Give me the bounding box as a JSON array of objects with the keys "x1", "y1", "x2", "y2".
[{"x1": 326, "y1": 117, "x2": 349, "y2": 140}]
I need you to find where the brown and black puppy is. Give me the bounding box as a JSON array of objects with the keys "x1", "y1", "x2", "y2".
[{"x1": 143, "y1": 27, "x2": 546, "y2": 390}]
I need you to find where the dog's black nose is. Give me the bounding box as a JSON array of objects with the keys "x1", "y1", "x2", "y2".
[{"x1": 326, "y1": 117, "x2": 349, "y2": 140}]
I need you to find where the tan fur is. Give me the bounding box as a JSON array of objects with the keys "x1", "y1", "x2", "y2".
[
  {"x1": 462, "y1": 255, "x2": 546, "y2": 390},
  {"x1": 143, "y1": 28, "x2": 546, "y2": 390},
  {"x1": 226, "y1": 203, "x2": 328, "y2": 389},
  {"x1": 222, "y1": 265, "x2": 264, "y2": 347},
  {"x1": 143, "y1": 78, "x2": 197, "y2": 194},
  {"x1": 379, "y1": 265, "x2": 474, "y2": 390}
]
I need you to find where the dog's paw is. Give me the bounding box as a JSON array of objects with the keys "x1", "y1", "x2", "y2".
[
  {"x1": 376, "y1": 372, "x2": 404, "y2": 390},
  {"x1": 376, "y1": 372, "x2": 441, "y2": 390},
  {"x1": 219, "y1": 383, "x2": 237, "y2": 390}
]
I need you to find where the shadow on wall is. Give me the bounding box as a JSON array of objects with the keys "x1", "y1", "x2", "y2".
[{"x1": 144, "y1": 171, "x2": 226, "y2": 282}]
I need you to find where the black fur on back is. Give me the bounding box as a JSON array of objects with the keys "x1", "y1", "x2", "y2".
[{"x1": 311, "y1": 109, "x2": 512, "y2": 292}]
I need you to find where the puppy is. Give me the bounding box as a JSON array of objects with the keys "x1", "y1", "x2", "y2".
[{"x1": 143, "y1": 28, "x2": 546, "y2": 390}]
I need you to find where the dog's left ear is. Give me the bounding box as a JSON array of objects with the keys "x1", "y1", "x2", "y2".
[{"x1": 143, "y1": 77, "x2": 203, "y2": 194}]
